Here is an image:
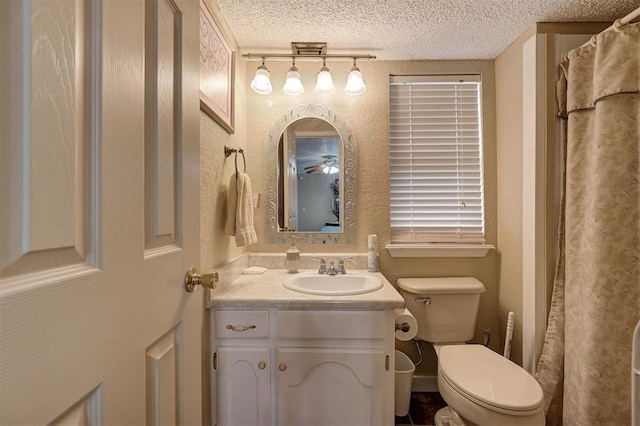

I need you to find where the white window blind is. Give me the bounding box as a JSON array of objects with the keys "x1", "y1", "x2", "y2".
[{"x1": 389, "y1": 74, "x2": 485, "y2": 244}]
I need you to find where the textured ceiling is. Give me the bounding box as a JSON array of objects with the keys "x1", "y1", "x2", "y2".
[{"x1": 214, "y1": 0, "x2": 638, "y2": 60}]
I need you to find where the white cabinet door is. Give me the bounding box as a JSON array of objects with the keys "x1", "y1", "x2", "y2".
[
  {"x1": 277, "y1": 348, "x2": 386, "y2": 426},
  {"x1": 217, "y1": 347, "x2": 271, "y2": 426},
  {"x1": 0, "y1": 0, "x2": 201, "y2": 424}
]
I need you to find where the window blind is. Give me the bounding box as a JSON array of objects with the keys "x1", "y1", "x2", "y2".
[{"x1": 389, "y1": 75, "x2": 485, "y2": 243}]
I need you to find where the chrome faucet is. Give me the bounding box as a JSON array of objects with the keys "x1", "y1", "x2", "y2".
[{"x1": 312, "y1": 256, "x2": 353, "y2": 275}]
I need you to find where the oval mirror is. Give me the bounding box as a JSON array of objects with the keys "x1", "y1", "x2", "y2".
[{"x1": 265, "y1": 105, "x2": 356, "y2": 244}]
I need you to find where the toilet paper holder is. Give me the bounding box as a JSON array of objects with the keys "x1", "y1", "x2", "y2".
[
  {"x1": 394, "y1": 307, "x2": 418, "y2": 341},
  {"x1": 395, "y1": 322, "x2": 411, "y2": 332}
]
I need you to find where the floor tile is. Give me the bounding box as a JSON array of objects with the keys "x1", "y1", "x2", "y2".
[
  {"x1": 394, "y1": 414, "x2": 413, "y2": 425},
  {"x1": 407, "y1": 392, "x2": 447, "y2": 425}
]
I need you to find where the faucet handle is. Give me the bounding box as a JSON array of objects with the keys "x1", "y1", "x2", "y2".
[
  {"x1": 311, "y1": 256, "x2": 327, "y2": 274},
  {"x1": 336, "y1": 256, "x2": 353, "y2": 274}
]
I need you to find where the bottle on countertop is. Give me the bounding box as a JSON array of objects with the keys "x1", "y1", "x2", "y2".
[
  {"x1": 286, "y1": 236, "x2": 300, "y2": 273},
  {"x1": 367, "y1": 234, "x2": 378, "y2": 272}
]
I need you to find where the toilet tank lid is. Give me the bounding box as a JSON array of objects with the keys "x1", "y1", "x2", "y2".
[{"x1": 397, "y1": 277, "x2": 485, "y2": 294}]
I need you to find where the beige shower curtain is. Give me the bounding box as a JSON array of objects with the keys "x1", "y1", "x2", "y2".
[{"x1": 535, "y1": 21, "x2": 640, "y2": 425}]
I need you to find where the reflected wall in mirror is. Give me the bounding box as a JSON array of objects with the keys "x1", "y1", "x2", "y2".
[{"x1": 265, "y1": 105, "x2": 356, "y2": 244}]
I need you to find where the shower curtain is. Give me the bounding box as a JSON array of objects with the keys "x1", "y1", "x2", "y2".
[{"x1": 535, "y1": 20, "x2": 640, "y2": 425}]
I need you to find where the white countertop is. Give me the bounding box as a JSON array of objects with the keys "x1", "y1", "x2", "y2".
[{"x1": 210, "y1": 269, "x2": 405, "y2": 309}]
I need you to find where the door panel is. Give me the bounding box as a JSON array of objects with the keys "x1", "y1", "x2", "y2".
[
  {"x1": 50, "y1": 386, "x2": 102, "y2": 426},
  {"x1": 0, "y1": 0, "x2": 202, "y2": 424},
  {"x1": 145, "y1": 0, "x2": 181, "y2": 251},
  {"x1": 146, "y1": 325, "x2": 183, "y2": 426},
  {"x1": 0, "y1": 0, "x2": 92, "y2": 277}
]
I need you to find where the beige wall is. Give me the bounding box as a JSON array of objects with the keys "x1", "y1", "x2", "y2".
[
  {"x1": 495, "y1": 27, "x2": 530, "y2": 367},
  {"x1": 243, "y1": 59, "x2": 498, "y2": 375},
  {"x1": 199, "y1": 1, "x2": 249, "y2": 273},
  {"x1": 494, "y1": 22, "x2": 610, "y2": 366}
]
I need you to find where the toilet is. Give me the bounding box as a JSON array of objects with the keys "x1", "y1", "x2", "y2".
[{"x1": 397, "y1": 277, "x2": 544, "y2": 426}]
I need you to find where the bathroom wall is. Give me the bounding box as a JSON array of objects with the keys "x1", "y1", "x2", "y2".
[
  {"x1": 244, "y1": 59, "x2": 498, "y2": 376},
  {"x1": 199, "y1": 1, "x2": 249, "y2": 273},
  {"x1": 495, "y1": 22, "x2": 610, "y2": 366},
  {"x1": 495, "y1": 27, "x2": 531, "y2": 368}
]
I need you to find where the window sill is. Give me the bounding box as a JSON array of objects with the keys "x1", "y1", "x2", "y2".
[{"x1": 385, "y1": 243, "x2": 494, "y2": 258}]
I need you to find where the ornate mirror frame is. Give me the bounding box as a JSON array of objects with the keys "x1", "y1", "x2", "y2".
[{"x1": 265, "y1": 104, "x2": 356, "y2": 244}]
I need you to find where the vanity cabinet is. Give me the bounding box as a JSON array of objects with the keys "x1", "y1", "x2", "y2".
[{"x1": 212, "y1": 308, "x2": 394, "y2": 426}]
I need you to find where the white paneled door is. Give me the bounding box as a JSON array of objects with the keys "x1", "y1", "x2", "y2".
[{"x1": 0, "y1": 0, "x2": 202, "y2": 424}]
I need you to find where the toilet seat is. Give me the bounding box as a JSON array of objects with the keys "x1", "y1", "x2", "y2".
[{"x1": 438, "y1": 345, "x2": 543, "y2": 416}]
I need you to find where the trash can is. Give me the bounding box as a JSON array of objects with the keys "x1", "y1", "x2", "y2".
[{"x1": 394, "y1": 349, "x2": 415, "y2": 417}]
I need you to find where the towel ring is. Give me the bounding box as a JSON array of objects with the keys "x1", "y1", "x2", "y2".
[
  {"x1": 236, "y1": 150, "x2": 246, "y2": 174},
  {"x1": 224, "y1": 145, "x2": 247, "y2": 174}
]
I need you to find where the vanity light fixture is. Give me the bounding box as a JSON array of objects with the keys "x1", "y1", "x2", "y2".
[
  {"x1": 243, "y1": 43, "x2": 375, "y2": 96},
  {"x1": 314, "y1": 58, "x2": 335, "y2": 95},
  {"x1": 250, "y1": 58, "x2": 272, "y2": 94},
  {"x1": 344, "y1": 58, "x2": 366, "y2": 95},
  {"x1": 283, "y1": 58, "x2": 304, "y2": 96}
]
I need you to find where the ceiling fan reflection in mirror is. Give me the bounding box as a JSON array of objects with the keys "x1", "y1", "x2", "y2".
[{"x1": 304, "y1": 155, "x2": 339, "y2": 174}]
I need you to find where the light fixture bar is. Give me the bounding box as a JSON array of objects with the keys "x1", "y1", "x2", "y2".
[
  {"x1": 243, "y1": 41, "x2": 376, "y2": 61},
  {"x1": 242, "y1": 53, "x2": 376, "y2": 60}
]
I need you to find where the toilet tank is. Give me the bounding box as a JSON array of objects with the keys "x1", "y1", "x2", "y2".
[{"x1": 397, "y1": 277, "x2": 485, "y2": 343}]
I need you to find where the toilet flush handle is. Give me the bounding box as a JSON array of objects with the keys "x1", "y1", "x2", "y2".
[{"x1": 415, "y1": 297, "x2": 432, "y2": 305}]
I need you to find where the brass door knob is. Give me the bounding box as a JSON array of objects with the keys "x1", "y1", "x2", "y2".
[{"x1": 185, "y1": 267, "x2": 219, "y2": 293}]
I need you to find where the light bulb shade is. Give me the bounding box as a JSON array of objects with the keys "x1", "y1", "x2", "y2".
[
  {"x1": 283, "y1": 67, "x2": 304, "y2": 95},
  {"x1": 345, "y1": 66, "x2": 366, "y2": 95},
  {"x1": 251, "y1": 66, "x2": 272, "y2": 94},
  {"x1": 314, "y1": 66, "x2": 335, "y2": 95}
]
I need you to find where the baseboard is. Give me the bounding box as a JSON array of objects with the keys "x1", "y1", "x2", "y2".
[{"x1": 412, "y1": 374, "x2": 438, "y2": 392}]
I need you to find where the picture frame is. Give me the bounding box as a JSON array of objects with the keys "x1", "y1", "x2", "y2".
[{"x1": 199, "y1": 0, "x2": 235, "y2": 134}]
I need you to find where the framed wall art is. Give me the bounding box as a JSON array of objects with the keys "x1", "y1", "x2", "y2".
[{"x1": 199, "y1": 0, "x2": 234, "y2": 134}]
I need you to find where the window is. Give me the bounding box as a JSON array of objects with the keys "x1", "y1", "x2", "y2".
[{"x1": 389, "y1": 74, "x2": 485, "y2": 245}]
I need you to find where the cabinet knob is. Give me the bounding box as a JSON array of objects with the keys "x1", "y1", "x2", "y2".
[
  {"x1": 279, "y1": 363, "x2": 287, "y2": 371},
  {"x1": 258, "y1": 361, "x2": 266, "y2": 370}
]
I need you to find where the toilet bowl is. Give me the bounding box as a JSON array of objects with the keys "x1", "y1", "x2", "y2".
[
  {"x1": 396, "y1": 277, "x2": 545, "y2": 426},
  {"x1": 436, "y1": 344, "x2": 544, "y2": 426}
]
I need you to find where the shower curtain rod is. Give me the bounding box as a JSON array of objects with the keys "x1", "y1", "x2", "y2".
[
  {"x1": 620, "y1": 5, "x2": 640, "y2": 25},
  {"x1": 574, "y1": 6, "x2": 640, "y2": 50}
]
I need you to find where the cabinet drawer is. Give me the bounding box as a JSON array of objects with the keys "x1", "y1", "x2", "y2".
[
  {"x1": 215, "y1": 310, "x2": 269, "y2": 338},
  {"x1": 278, "y1": 310, "x2": 385, "y2": 339}
]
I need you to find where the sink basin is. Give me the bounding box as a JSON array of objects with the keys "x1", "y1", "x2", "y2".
[{"x1": 283, "y1": 272, "x2": 383, "y2": 296}]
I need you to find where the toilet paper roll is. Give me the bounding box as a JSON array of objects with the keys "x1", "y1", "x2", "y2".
[{"x1": 394, "y1": 308, "x2": 418, "y2": 341}]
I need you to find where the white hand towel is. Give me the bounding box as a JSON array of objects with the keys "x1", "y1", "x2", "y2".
[
  {"x1": 224, "y1": 173, "x2": 238, "y2": 236},
  {"x1": 225, "y1": 172, "x2": 257, "y2": 246}
]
